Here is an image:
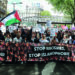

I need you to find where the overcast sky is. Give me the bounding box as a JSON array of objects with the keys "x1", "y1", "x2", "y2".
[{"x1": 7, "y1": 0, "x2": 63, "y2": 16}]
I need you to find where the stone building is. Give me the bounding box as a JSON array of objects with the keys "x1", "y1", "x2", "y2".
[{"x1": 0, "y1": 0, "x2": 8, "y2": 19}]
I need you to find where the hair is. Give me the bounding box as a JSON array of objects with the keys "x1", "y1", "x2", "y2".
[
  {"x1": 42, "y1": 34, "x2": 46, "y2": 39},
  {"x1": 17, "y1": 33, "x2": 21, "y2": 38},
  {"x1": 6, "y1": 34, "x2": 10, "y2": 37}
]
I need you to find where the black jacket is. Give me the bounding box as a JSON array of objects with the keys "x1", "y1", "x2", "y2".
[
  {"x1": 34, "y1": 38, "x2": 39, "y2": 43},
  {"x1": 0, "y1": 34, "x2": 5, "y2": 41}
]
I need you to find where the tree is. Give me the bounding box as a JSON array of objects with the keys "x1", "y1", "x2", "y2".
[
  {"x1": 40, "y1": 10, "x2": 51, "y2": 16},
  {"x1": 47, "y1": 0, "x2": 75, "y2": 25},
  {"x1": 6, "y1": 11, "x2": 10, "y2": 15}
]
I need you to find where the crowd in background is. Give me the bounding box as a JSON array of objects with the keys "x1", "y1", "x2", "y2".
[{"x1": 0, "y1": 26, "x2": 75, "y2": 44}]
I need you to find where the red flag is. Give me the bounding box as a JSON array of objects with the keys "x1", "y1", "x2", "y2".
[{"x1": 0, "y1": 22, "x2": 4, "y2": 27}]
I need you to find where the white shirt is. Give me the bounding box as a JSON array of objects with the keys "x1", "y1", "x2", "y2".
[
  {"x1": 40, "y1": 39, "x2": 49, "y2": 43},
  {"x1": 13, "y1": 37, "x2": 22, "y2": 43}
]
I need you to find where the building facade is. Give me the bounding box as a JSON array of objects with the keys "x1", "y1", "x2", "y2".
[
  {"x1": 18, "y1": 3, "x2": 43, "y2": 26},
  {"x1": 0, "y1": 0, "x2": 8, "y2": 19}
]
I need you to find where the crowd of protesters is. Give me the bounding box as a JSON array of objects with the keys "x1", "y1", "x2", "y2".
[{"x1": 0, "y1": 25, "x2": 75, "y2": 44}]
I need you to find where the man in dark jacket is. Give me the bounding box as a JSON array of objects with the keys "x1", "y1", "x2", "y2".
[
  {"x1": 0, "y1": 30, "x2": 5, "y2": 41},
  {"x1": 57, "y1": 31, "x2": 62, "y2": 42},
  {"x1": 72, "y1": 32, "x2": 75, "y2": 40}
]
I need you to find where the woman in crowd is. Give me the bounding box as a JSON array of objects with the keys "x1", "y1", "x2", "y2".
[
  {"x1": 13, "y1": 33, "x2": 22, "y2": 43},
  {"x1": 5, "y1": 34, "x2": 12, "y2": 43},
  {"x1": 60, "y1": 35, "x2": 69, "y2": 44},
  {"x1": 39, "y1": 33, "x2": 49, "y2": 43},
  {"x1": 0, "y1": 25, "x2": 75, "y2": 45}
]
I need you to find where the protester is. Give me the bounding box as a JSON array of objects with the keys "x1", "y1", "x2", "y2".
[
  {"x1": 5, "y1": 34, "x2": 12, "y2": 43},
  {"x1": 60, "y1": 35, "x2": 69, "y2": 44},
  {"x1": 30, "y1": 32, "x2": 36, "y2": 43},
  {"x1": 0, "y1": 25, "x2": 75, "y2": 45},
  {"x1": 73, "y1": 40, "x2": 75, "y2": 44},
  {"x1": 34, "y1": 32, "x2": 40, "y2": 43},
  {"x1": 57, "y1": 31, "x2": 63, "y2": 42},
  {"x1": 39, "y1": 33, "x2": 49, "y2": 43},
  {"x1": 13, "y1": 33, "x2": 22, "y2": 43},
  {"x1": 11, "y1": 30, "x2": 18, "y2": 39},
  {"x1": 72, "y1": 32, "x2": 75, "y2": 44},
  {"x1": 72, "y1": 32, "x2": 75, "y2": 40},
  {"x1": 46, "y1": 30, "x2": 51, "y2": 42},
  {"x1": 22, "y1": 37, "x2": 29, "y2": 43}
]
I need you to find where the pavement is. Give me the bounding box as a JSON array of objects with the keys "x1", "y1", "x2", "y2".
[{"x1": 0, "y1": 62, "x2": 75, "y2": 75}]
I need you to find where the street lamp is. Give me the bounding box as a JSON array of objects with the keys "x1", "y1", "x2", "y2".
[{"x1": 11, "y1": 2, "x2": 23, "y2": 10}]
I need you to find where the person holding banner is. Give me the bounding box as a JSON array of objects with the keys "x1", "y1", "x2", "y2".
[
  {"x1": 22, "y1": 37, "x2": 29, "y2": 43},
  {"x1": 39, "y1": 33, "x2": 49, "y2": 43},
  {"x1": 5, "y1": 34, "x2": 12, "y2": 43},
  {"x1": 13, "y1": 33, "x2": 22, "y2": 43}
]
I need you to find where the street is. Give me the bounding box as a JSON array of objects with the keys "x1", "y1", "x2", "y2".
[{"x1": 0, "y1": 62, "x2": 75, "y2": 75}]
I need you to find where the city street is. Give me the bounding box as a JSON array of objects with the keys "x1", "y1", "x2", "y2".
[
  {"x1": 0, "y1": 62, "x2": 75, "y2": 75},
  {"x1": 0, "y1": 0, "x2": 75, "y2": 75}
]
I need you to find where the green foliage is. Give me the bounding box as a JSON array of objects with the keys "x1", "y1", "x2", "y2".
[
  {"x1": 47, "y1": 0, "x2": 74, "y2": 22},
  {"x1": 66, "y1": 25, "x2": 71, "y2": 29},
  {"x1": 40, "y1": 10, "x2": 51, "y2": 16},
  {"x1": 6, "y1": 11, "x2": 10, "y2": 15}
]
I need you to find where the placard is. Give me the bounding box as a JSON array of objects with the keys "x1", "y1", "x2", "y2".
[{"x1": 50, "y1": 28, "x2": 56, "y2": 36}]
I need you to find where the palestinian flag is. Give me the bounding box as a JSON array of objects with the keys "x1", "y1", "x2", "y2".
[{"x1": 0, "y1": 11, "x2": 21, "y2": 27}]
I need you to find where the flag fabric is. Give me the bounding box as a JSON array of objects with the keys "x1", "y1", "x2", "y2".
[
  {"x1": 71, "y1": 27, "x2": 75, "y2": 30},
  {"x1": 61, "y1": 25, "x2": 68, "y2": 30},
  {"x1": 0, "y1": 22, "x2": 4, "y2": 27},
  {"x1": 0, "y1": 11, "x2": 21, "y2": 26}
]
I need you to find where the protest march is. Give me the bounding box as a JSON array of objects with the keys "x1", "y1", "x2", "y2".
[{"x1": 0, "y1": 11, "x2": 75, "y2": 64}]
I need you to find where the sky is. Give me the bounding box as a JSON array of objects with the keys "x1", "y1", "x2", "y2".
[{"x1": 7, "y1": 0, "x2": 63, "y2": 16}]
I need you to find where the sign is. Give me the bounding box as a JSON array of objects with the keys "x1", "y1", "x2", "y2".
[
  {"x1": 13, "y1": 26, "x2": 18, "y2": 30},
  {"x1": 1, "y1": 26, "x2": 6, "y2": 33},
  {"x1": 28, "y1": 52, "x2": 70, "y2": 58},
  {"x1": 28, "y1": 46, "x2": 70, "y2": 58},
  {"x1": 50, "y1": 28, "x2": 56, "y2": 36},
  {"x1": 40, "y1": 26, "x2": 45, "y2": 33},
  {"x1": 55, "y1": 28, "x2": 58, "y2": 33},
  {"x1": 46, "y1": 20, "x2": 52, "y2": 27},
  {"x1": 8, "y1": 26, "x2": 14, "y2": 33},
  {"x1": 0, "y1": 42, "x2": 75, "y2": 64}
]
